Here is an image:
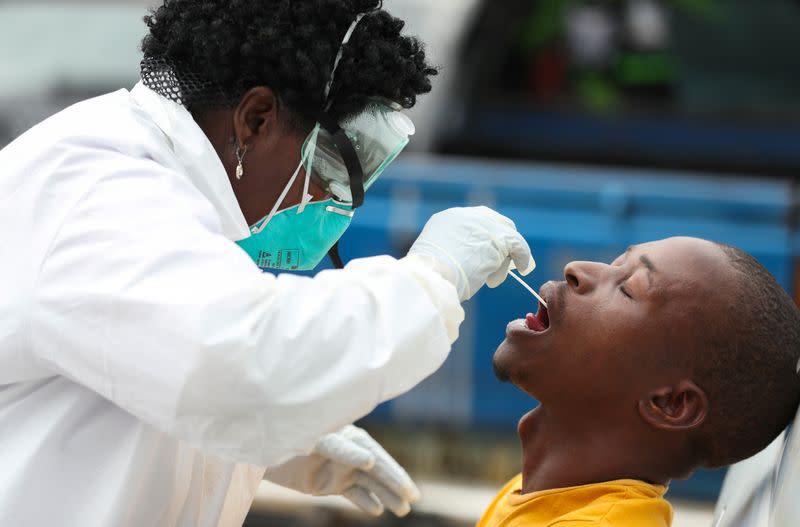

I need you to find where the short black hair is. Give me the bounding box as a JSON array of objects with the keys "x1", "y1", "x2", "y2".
[
  {"x1": 140, "y1": 0, "x2": 437, "y2": 128},
  {"x1": 695, "y1": 243, "x2": 800, "y2": 467}
]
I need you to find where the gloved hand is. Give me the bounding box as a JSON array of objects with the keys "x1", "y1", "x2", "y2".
[
  {"x1": 263, "y1": 425, "x2": 420, "y2": 517},
  {"x1": 407, "y1": 206, "x2": 535, "y2": 302}
]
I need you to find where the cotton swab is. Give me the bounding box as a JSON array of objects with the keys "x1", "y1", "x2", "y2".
[{"x1": 508, "y1": 270, "x2": 548, "y2": 308}]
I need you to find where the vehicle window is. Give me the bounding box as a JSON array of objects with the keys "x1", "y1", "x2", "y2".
[
  {"x1": 492, "y1": 0, "x2": 800, "y2": 121},
  {"x1": 444, "y1": 0, "x2": 800, "y2": 173}
]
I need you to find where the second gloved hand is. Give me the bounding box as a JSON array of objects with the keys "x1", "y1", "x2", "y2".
[
  {"x1": 263, "y1": 425, "x2": 419, "y2": 517},
  {"x1": 407, "y1": 206, "x2": 535, "y2": 302}
]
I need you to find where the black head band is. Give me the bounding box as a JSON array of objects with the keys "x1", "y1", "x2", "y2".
[{"x1": 316, "y1": 112, "x2": 366, "y2": 209}]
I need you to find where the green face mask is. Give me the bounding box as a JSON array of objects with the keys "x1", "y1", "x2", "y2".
[
  {"x1": 236, "y1": 126, "x2": 355, "y2": 271},
  {"x1": 235, "y1": 199, "x2": 353, "y2": 271}
]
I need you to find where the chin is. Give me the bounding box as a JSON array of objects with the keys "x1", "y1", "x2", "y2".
[
  {"x1": 492, "y1": 340, "x2": 514, "y2": 382},
  {"x1": 492, "y1": 354, "x2": 513, "y2": 383},
  {"x1": 492, "y1": 341, "x2": 527, "y2": 387},
  {"x1": 492, "y1": 340, "x2": 545, "y2": 398}
]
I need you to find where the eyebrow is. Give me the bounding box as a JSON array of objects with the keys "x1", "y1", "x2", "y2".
[
  {"x1": 639, "y1": 254, "x2": 656, "y2": 273},
  {"x1": 640, "y1": 255, "x2": 657, "y2": 288},
  {"x1": 625, "y1": 246, "x2": 658, "y2": 288}
]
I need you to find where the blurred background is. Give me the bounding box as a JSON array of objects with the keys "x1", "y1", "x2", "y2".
[{"x1": 5, "y1": 0, "x2": 800, "y2": 525}]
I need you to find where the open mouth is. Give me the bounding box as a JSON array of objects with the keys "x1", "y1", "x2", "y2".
[{"x1": 525, "y1": 302, "x2": 550, "y2": 332}]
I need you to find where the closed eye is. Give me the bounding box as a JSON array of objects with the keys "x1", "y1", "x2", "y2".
[{"x1": 620, "y1": 285, "x2": 633, "y2": 299}]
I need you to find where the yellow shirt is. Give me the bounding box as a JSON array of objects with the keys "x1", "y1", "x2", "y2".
[{"x1": 476, "y1": 474, "x2": 673, "y2": 527}]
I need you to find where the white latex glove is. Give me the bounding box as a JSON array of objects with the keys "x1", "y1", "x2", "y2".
[
  {"x1": 407, "y1": 206, "x2": 535, "y2": 302},
  {"x1": 263, "y1": 425, "x2": 420, "y2": 517}
]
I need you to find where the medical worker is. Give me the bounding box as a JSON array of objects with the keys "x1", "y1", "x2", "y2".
[{"x1": 0, "y1": 1, "x2": 534, "y2": 526}]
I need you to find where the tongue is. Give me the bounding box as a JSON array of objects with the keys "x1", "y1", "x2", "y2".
[{"x1": 526, "y1": 313, "x2": 546, "y2": 332}]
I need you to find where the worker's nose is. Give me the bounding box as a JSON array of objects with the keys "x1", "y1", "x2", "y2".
[{"x1": 563, "y1": 261, "x2": 609, "y2": 295}]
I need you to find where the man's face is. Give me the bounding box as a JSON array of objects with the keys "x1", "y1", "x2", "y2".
[{"x1": 493, "y1": 237, "x2": 736, "y2": 410}]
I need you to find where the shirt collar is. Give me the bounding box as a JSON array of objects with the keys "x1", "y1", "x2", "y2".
[{"x1": 130, "y1": 81, "x2": 250, "y2": 241}]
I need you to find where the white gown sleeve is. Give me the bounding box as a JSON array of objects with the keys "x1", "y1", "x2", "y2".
[{"x1": 30, "y1": 151, "x2": 464, "y2": 467}]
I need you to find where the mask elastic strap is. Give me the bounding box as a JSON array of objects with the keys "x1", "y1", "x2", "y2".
[
  {"x1": 298, "y1": 167, "x2": 312, "y2": 213},
  {"x1": 323, "y1": 12, "x2": 367, "y2": 109},
  {"x1": 298, "y1": 124, "x2": 320, "y2": 213},
  {"x1": 251, "y1": 163, "x2": 300, "y2": 234},
  {"x1": 252, "y1": 126, "x2": 320, "y2": 234}
]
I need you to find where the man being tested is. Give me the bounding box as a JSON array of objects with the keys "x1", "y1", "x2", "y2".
[{"x1": 478, "y1": 237, "x2": 800, "y2": 527}]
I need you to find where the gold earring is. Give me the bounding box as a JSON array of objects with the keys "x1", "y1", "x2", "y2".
[{"x1": 235, "y1": 144, "x2": 247, "y2": 180}]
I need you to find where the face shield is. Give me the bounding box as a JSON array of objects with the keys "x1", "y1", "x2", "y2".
[
  {"x1": 238, "y1": 11, "x2": 415, "y2": 270},
  {"x1": 301, "y1": 99, "x2": 415, "y2": 205}
]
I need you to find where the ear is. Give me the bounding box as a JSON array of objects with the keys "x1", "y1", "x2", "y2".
[
  {"x1": 232, "y1": 86, "x2": 280, "y2": 149},
  {"x1": 638, "y1": 380, "x2": 708, "y2": 431}
]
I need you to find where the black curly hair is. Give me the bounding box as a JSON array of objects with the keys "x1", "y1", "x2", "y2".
[{"x1": 140, "y1": 0, "x2": 437, "y2": 130}]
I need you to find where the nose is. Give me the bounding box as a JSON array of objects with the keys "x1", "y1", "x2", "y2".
[{"x1": 563, "y1": 261, "x2": 608, "y2": 294}]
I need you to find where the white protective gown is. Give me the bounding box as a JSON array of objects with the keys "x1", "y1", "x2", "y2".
[{"x1": 0, "y1": 82, "x2": 464, "y2": 526}]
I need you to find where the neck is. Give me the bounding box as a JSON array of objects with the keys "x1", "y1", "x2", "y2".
[{"x1": 518, "y1": 405, "x2": 684, "y2": 495}]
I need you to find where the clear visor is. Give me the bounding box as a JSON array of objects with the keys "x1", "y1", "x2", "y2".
[{"x1": 301, "y1": 100, "x2": 415, "y2": 203}]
